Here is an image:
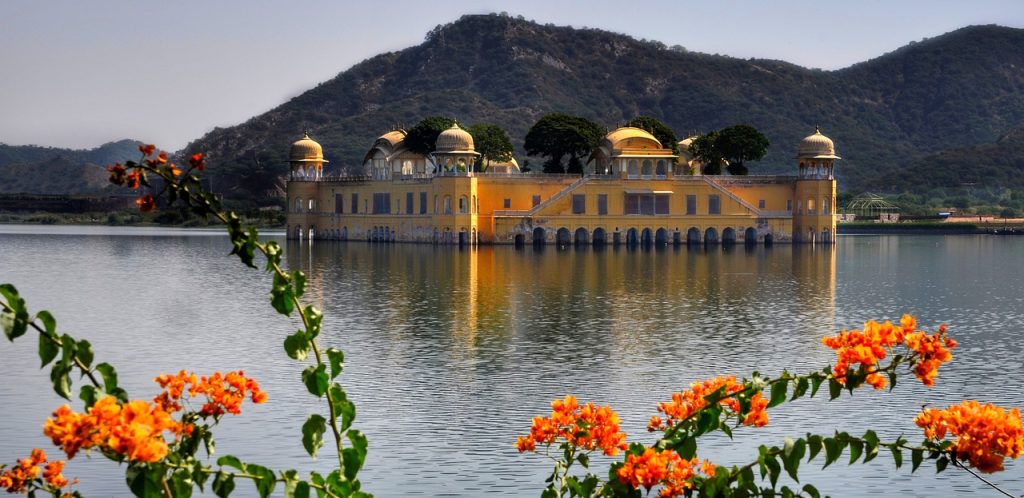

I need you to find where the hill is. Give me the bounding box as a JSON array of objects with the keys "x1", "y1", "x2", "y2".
[{"x1": 0, "y1": 140, "x2": 141, "y2": 195}]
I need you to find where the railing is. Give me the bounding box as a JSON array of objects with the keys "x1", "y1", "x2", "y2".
[
  {"x1": 701, "y1": 176, "x2": 762, "y2": 215},
  {"x1": 525, "y1": 176, "x2": 590, "y2": 216}
]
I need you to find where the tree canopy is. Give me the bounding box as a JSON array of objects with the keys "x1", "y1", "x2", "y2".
[
  {"x1": 688, "y1": 125, "x2": 769, "y2": 175},
  {"x1": 404, "y1": 116, "x2": 455, "y2": 155},
  {"x1": 624, "y1": 116, "x2": 678, "y2": 154},
  {"x1": 467, "y1": 123, "x2": 514, "y2": 171},
  {"x1": 524, "y1": 113, "x2": 603, "y2": 174}
]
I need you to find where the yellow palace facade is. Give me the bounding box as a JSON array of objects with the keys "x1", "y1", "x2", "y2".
[{"x1": 286, "y1": 124, "x2": 838, "y2": 245}]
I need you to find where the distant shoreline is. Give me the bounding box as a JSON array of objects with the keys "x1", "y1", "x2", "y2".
[{"x1": 838, "y1": 221, "x2": 1024, "y2": 235}]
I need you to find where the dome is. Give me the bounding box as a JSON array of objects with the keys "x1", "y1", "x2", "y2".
[
  {"x1": 604, "y1": 127, "x2": 663, "y2": 149},
  {"x1": 435, "y1": 123, "x2": 475, "y2": 153},
  {"x1": 798, "y1": 127, "x2": 840, "y2": 159},
  {"x1": 290, "y1": 133, "x2": 328, "y2": 163}
]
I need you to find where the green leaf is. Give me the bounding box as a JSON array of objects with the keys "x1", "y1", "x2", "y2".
[
  {"x1": 0, "y1": 284, "x2": 28, "y2": 341},
  {"x1": 936, "y1": 455, "x2": 949, "y2": 473},
  {"x1": 126, "y1": 463, "x2": 164, "y2": 498},
  {"x1": 330, "y1": 383, "x2": 356, "y2": 432},
  {"x1": 270, "y1": 273, "x2": 295, "y2": 316},
  {"x1": 217, "y1": 455, "x2": 244, "y2": 471},
  {"x1": 302, "y1": 364, "x2": 329, "y2": 397},
  {"x1": 292, "y1": 271, "x2": 307, "y2": 298},
  {"x1": 576, "y1": 452, "x2": 590, "y2": 468},
  {"x1": 38, "y1": 327, "x2": 58, "y2": 368},
  {"x1": 791, "y1": 377, "x2": 808, "y2": 401},
  {"x1": 193, "y1": 462, "x2": 210, "y2": 491},
  {"x1": 801, "y1": 484, "x2": 821, "y2": 498},
  {"x1": 911, "y1": 448, "x2": 924, "y2": 472},
  {"x1": 284, "y1": 331, "x2": 311, "y2": 360},
  {"x1": 890, "y1": 445, "x2": 903, "y2": 469},
  {"x1": 79, "y1": 385, "x2": 98, "y2": 408},
  {"x1": 305, "y1": 306, "x2": 323, "y2": 338},
  {"x1": 769, "y1": 379, "x2": 788, "y2": 408},
  {"x1": 76, "y1": 339, "x2": 94, "y2": 369},
  {"x1": 341, "y1": 430, "x2": 368, "y2": 481},
  {"x1": 170, "y1": 469, "x2": 194, "y2": 498},
  {"x1": 848, "y1": 439, "x2": 864, "y2": 464},
  {"x1": 246, "y1": 464, "x2": 276, "y2": 498},
  {"x1": 326, "y1": 348, "x2": 344, "y2": 379},
  {"x1": 50, "y1": 362, "x2": 71, "y2": 399},
  {"x1": 823, "y1": 438, "x2": 841, "y2": 468},
  {"x1": 288, "y1": 481, "x2": 310, "y2": 498},
  {"x1": 809, "y1": 374, "x2": 824, "y2": 398},
  {"x1": 828, "y1": 378, "x2": 842, "y2": 400},
  {"x1": 888, "y1": 370, "x2": 898, "y2": 391},
  {"x1": 807, "y1": 435, "x2": 823, "y2": 462},
  {"x1": 679, "y1": 435, "x2": 697, "y2": 459},
  {"x1": 765, "y1": 455, "x2": 781, "y2": 488},
  {"x1": 782, "y1": 438, "x2": 806, "y2": 482},
  {"x1": 212, "y1": 471, "x2": 235, "y2": 498},
  {"x1": 302, "y1": 414, "x2": 327, "y2": 458},
  {"x1": 96, "y1": 363, "x2": 118, "y2": 393}
]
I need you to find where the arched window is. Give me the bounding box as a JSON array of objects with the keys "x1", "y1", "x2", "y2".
[
  {"x1": 459, "y1": 196, "x2": 468, "y2": 214},
  {"x1": 655, "y1": 160, "x2": 667, "y2": 177},
  {"x1": 444, "y1": 196, "x2": 452, "y2": 215},
  {"x1": 402, "y1": 160, "x2": 413, "y2": 176},
  {"x1": 807, "y1": 198, "x2": 815, "y2": 214},
  {"x1": 823, "y1": 197, "x2": 830, "y2": 214},
  {"x1": 641, "y1": 160, "x2": 653, "y2": 176},
  {"x1": 296, "y1": 198, "x2": 303, "y2": 212},
  {"x1": 472, "y1": 195, "x2": 477, "y2": 214},
  {"x1": 628, "y1": 160, "x2": 639, "y2": 177},
  {"x1": 308, "y1": 199, "x2": 316, "y2": 211},
  {"x1": 797, "y1": 200, "x2": 802, "y2": 215},
  {"x1": 434, "y1": 195, "x2": 439, "y2": 214}
]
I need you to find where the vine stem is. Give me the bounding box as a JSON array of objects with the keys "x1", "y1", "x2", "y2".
[
  {"x1": 0, "y1": 300, "x2": 103, "y2": 389},
  {"x1": 951, "y1": 459, "x2": 1016, "y2": 498},
  {"x1": 163, "y1": 462, "x2": 343, "y2": 498}
]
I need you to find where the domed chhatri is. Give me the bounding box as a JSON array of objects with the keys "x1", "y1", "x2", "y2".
[
  {"x1": 798, "y1": 127, "x2": 841, "y2": 160},
  {"x1": 435, "y1": 122, "x2": 475, "y2": 153},
  {"x1": 290, "y1": 133, "x2": 328, "y2": 163},
  {"x1": 289, "y1": 133, "x2": 328, "y2": 181}
]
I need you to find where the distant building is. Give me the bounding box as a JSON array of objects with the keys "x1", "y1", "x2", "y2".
[{"x1": 286, "y1": 124, "x2": 838, "y2": 245}]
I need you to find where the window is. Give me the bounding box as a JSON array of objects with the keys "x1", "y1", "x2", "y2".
[
  {"x1": 655, "y1": 195, "x2": 669, "y2": 215},
  {"x1": 459, "y1": 196, "x2": 468, "y2": 214},
  {"x1": 572, "y1": 194, "x2": 585, "y2": 214},
  {"x1": 627, "y1": 160, "x2": 639, "y2": 177},
  {"x1": 351, "y1": 194, "x2": 358, "y2": 214},
  {"x1": 420, "y1": 192, "x2": 427, "y2": 214},
  {"x1": 335, "y1": 194, "x2": 343, "y2": 214},
  {"x1": 363, "y1": 199, "x2": 368, "y2": 213},
  {"x1": 503, "y1": 198, "x2": 511, "y2": 209},
  {"x1": 796, "y1": 201, "x2": 802, "y2": 214},
  {"x1": 532, "y1": 195, "x2": 541, "y2": 207},
  {"x1": 786, "y1": 199, "x2": 793, "y2": 212},
  {"x1": 624, "y1": 194, "x2": 670, "y2": 215},
  {"x1": 598, "y1": 194, "x2": 608, "y2": 215},
  {"x1": 823, "y1": 198, "x2": 831, "y2": 214},
  {"x1": 372, "y1": 193, "x2": 391, "y2": 214},
  {"x1": 708, "y1": 195, "x2": 720, "y2": 215},
  {"x1": 308, "y1": 199, "x2": 315, "y2": 211},
  {"x1": 444, "y1": 196, "x2": 452, "y2": 215},
  {"x1": 655, "y1": 160, "x2": 667, "y2": 177},
  {"x1": 296, "y1": 198, "x2": 303, "y2": 212},
  {"x1": 758, "y1": 199, "x2": 766, "y2": 209},
  {"x1": 686, "y1": 195, "x2": 697, "y2": 215},
  {"x1": 808, "y1": 198, "x2": 816, "y2": 214},
  {"x1": 406, "y1": 192, "x2": 414, "y2": 214},
  {"x1": 641, "y1": 160, "x2": 653, "y2": 176}
]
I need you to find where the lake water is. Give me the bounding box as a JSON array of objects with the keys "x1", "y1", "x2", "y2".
[{"x1": 1, "y1": 225, "x2": 1022, "y2": 497}]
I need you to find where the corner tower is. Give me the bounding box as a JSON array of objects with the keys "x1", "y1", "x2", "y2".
[
  {"x1": 793, "y1": 128, "x2": 839, "y2": 243},
  {"x1": 286, "y1": 133, "x2": 327, "y2": 240}
]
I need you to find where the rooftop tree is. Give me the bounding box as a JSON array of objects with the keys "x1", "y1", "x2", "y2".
[
  {"x1": 524, "y1": 113, "x2": 603, "y2": 174},
  {"x1": 467, "y1": 123, "x2": 514, "y2": 172},
  {"x1": 404, "y1": 116, "x2": 455, "y2": 155}
]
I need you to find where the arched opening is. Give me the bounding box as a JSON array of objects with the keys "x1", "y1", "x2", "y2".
[
  {"x1": 722, "y1": 227, "x2": 737, "y2": 245},
  {"x1": 295, "y1": 198, "x2": 303, "y2": 212},
  {"x1": 472, "y1": 195, "x2": 477, "y2": 214},
  {"x1": 673, "y1": 230, "x2": 682, "y2": 245},
  {"x1": 556, "y1": 228, "x2": 572, "y2": 246},
  {"x1": 592, "y1": 228, "x2": 607, "y2": 246},
  {"x1": 704, "y1": 227, "x2": 719, "y2": 244},
  {"x1": 308, "y1": 227, "x2": 316, "y2": 240},
  {"x1": 294, "y1": 225, "x2": 302, "y2": 239},
  {"x1": 458, "y1": 230, "x2": 467, "y2": 247},
  {"x1": 641, "y1": 160, "x2": 653, "y2": 177},
  {"x1": 744, "y1": 227, "x2": 757, "y2": 245},
  {"x1": 627, "y1": 160, "x2": 639, "y2": 177},
  {"x1": 655, "y1": 228, "x2": 669, "y2": 245},
  {"x1": 434, "y1": 195, "x2": 439, "y2": 214},
  {"x1": 308, "y1": 199, "x2": 316, "y2": 211},
  {"x1": 459, "y1": 195, "x2": 468, "y2": 214},
  {"x1": 686, "y1": 227, "x2": 701, "y2": 245},
  {"x1": 443, "y1": 196, "x2": 452, "y2": 214},
  {"x1": 514, "y1": 233, "x2": 525, "y2": 247},
  {"x1": 341, "y1": 227, "x2": 348, "y2": 240},
  {"x1": 640, "y1": 228, "x2": 653, "y2": 246},
  {"x1": 574, "y1": 227, "x2": 589, "y2": 245},
  {"x1": 655, "y1": 160, "x2": 667, "y2": 178},
  {"x1": 764, "y1": 233, "x2": 774, "y2": 247},
  {"x1": 626, "y1": 228, "x2": 639, "y2": 246},
  {"x1": 533, "y1": 227, "x2": 546, "y2": 246}
]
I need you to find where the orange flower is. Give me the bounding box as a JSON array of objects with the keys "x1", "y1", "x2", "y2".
[
  {"x1": 138, "y1": 144, "x2": 156, "y2": 156},
  {"x1": 903, "y1": 324, "x2": 956, "y2": 387},
  {"x1": 167, "y1": 164, "x2": 182, "y2": 177},
  {"x1": 515, "y1": 395, "x2": 628, "y2": 456},
  {"x1": 125, "y1": 170, "x2": 141, "y2": 189},
  {"x1": 916, "y1": 401, "x2": 1024, "y2": 473},
  {"x1": 43, "y1": 396, "x2": 180, "y2": 463},
  {"x1": 189, "y1": 152, "x2": 205, "y2": 171},
  {"x1": 135, "y1": 194, "x2": 156, "y2": 212},
  {"x1": 0, "y1": 449, "x2": 69, "y2": 493},
  {"x1": 154, "y1": 370, "x2": 266, "y2": 418},
  {"x1": 107, "y1": 163, "x2": 126, "y2": 185},
  {"x1": 651, "y1": 376, "x2": 768, "y2": 430},
  {"x1": 156, "y1": 151, "x2": 168, "y2": 164},
  {"x1": 616, "y1": 448, "x2": 715, "y2": 498}
]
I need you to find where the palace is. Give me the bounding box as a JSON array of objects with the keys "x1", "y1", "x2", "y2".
[{"x1": 286, "y1": 124, "x2": 838, "y2": 245}]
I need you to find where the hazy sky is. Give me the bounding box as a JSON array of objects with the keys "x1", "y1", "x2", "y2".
[{"x1": 2, "y1": 0, "x2": 1023, "y2": 151}]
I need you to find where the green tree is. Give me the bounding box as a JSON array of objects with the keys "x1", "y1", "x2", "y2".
[
  {"x1": 624, "y1": 116, "x2": 678, "y2": 154},
  {"x1": 524, "y1": 113, "x2": 603, "y2": 174},
  {"x1": 688, "y1": 132, "x2": 723, "y2": 175},
  {"x1": 467, "y1": 123, "x2": 514, "y2": 172},
  {"x1": 717, "y1": 124, "x2": 769, "y2": 175},
  {"x1": 404, "y1": 116, "x2": 455, "y2": 155}
]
